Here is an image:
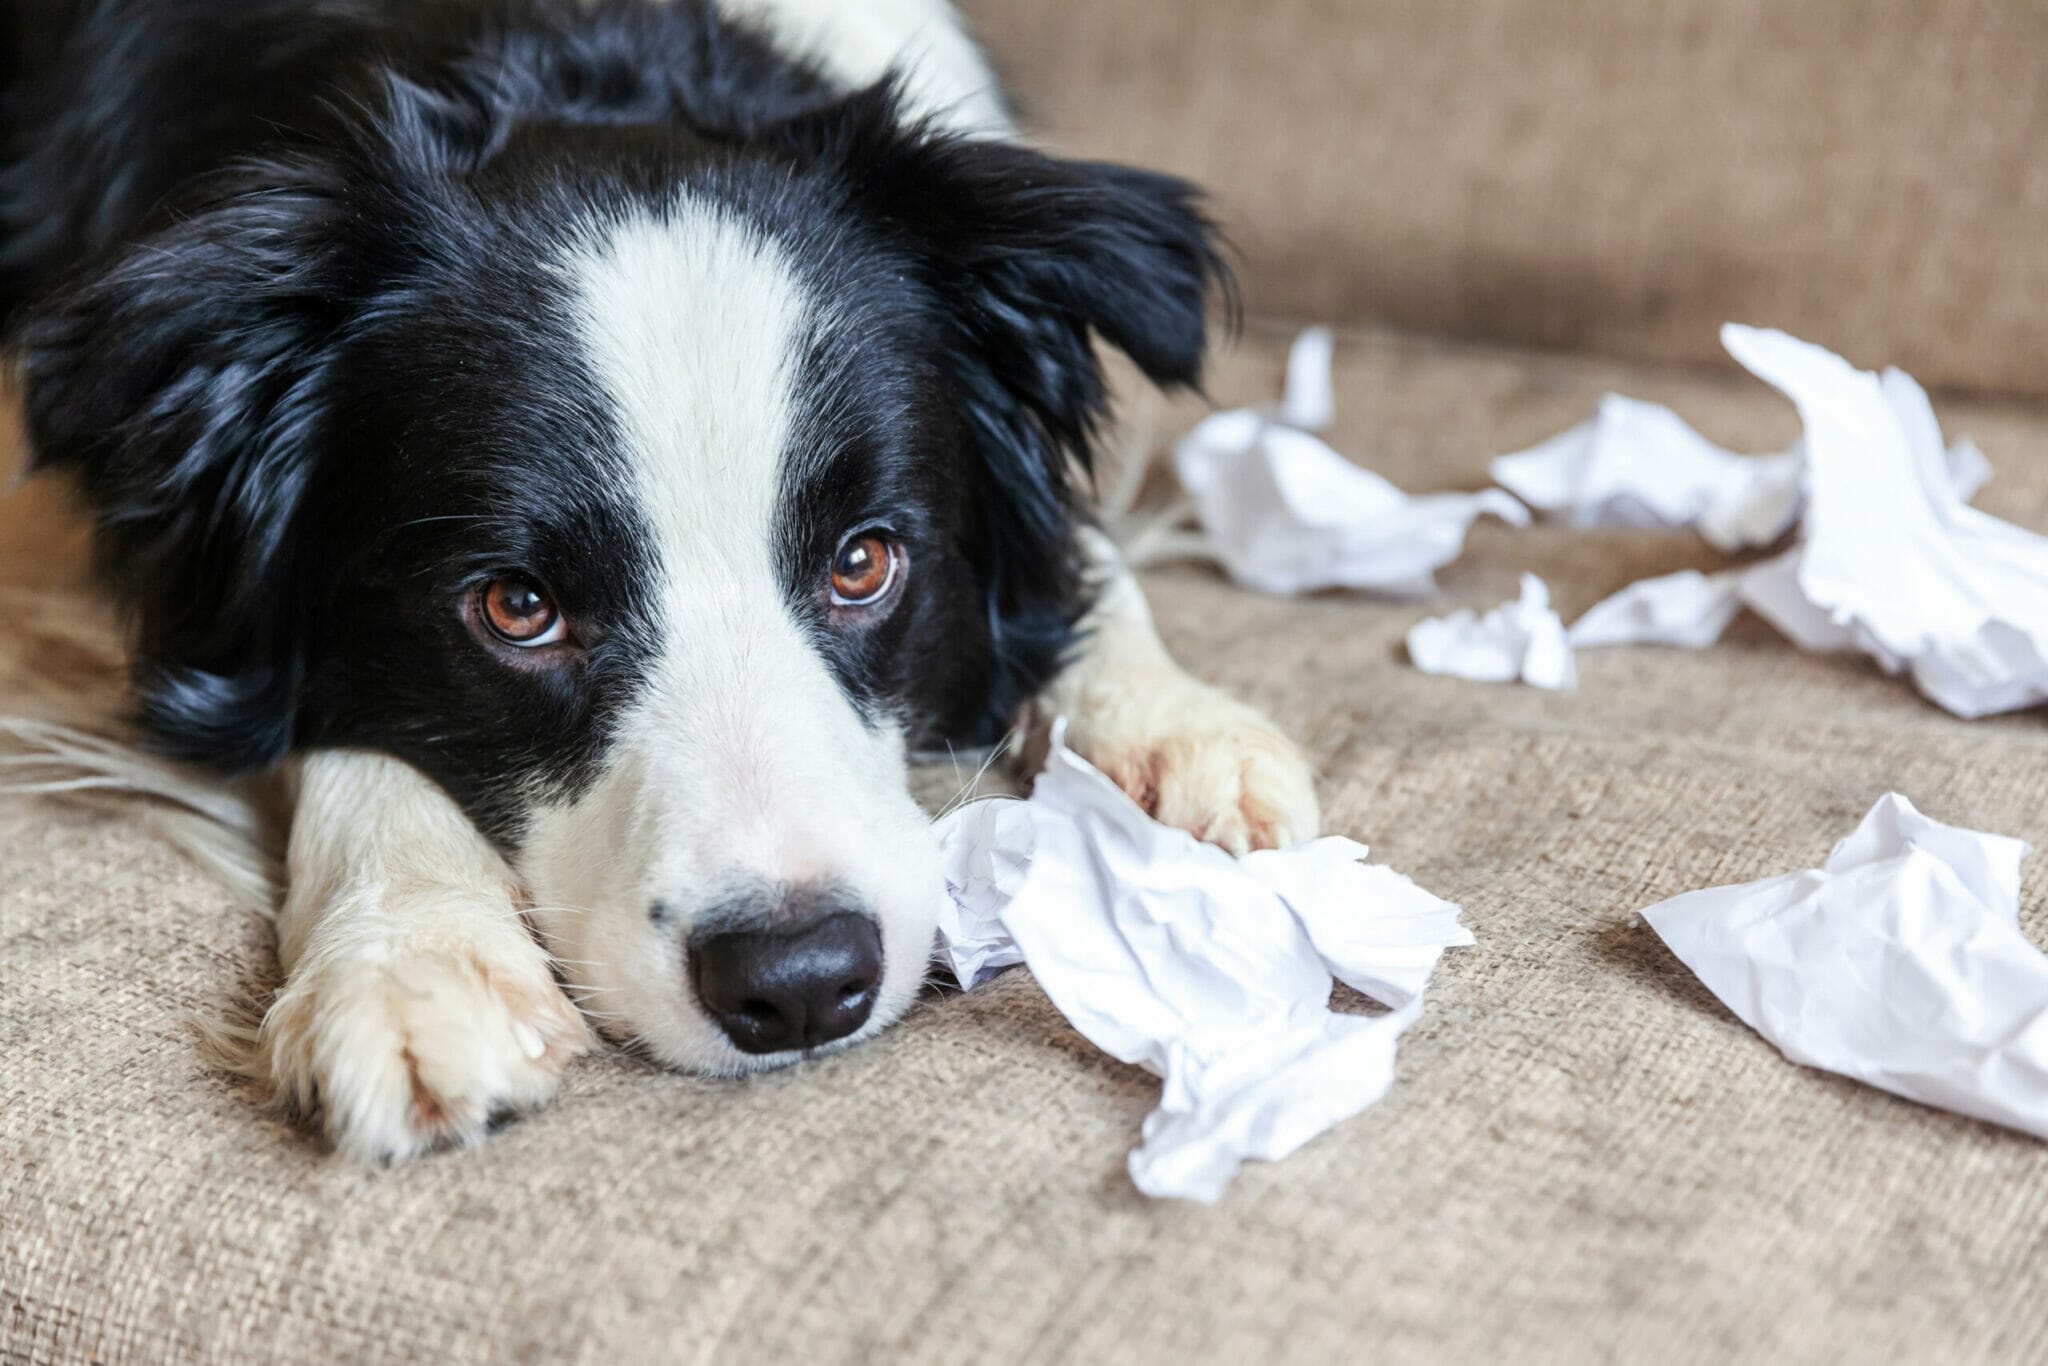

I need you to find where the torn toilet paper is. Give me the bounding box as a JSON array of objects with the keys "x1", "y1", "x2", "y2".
[
  {"x1": 1492, "y1": 385, "x2": 1991, "y2": 553},
  {"x1": 1564, "y1": 569, "x2": 1743, "y2": 651},
  {"x1": 1725, "y1": 327, "x2": 2048, "y2": 717},
  {"x1": 1405, "y1": 574, "x2": 1576, "y2": 690},
  {"x1": 1561, "y1": 327, "x2": 2048, "y2": 718},
  {"x1": 1639, "y1": 793, "x2": 2048, "y2": 1140},
  {"x1": 1277, "y1": 323, "x2": 1336, "y2": 432},
  {"x1": 933, "y1": 728, "x2": 1472, "y2": 1202},
  {"x1": 1492, "y1": 394, "x2": 1805, "y2": 552},
  {"x1": 1161, "y1": 329, "x2": 1526, "y2": 596}
]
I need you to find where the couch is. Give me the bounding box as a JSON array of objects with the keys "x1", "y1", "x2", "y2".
[{"x1": 8, "y1": 2, "x2": 2048, "y2": 1360}]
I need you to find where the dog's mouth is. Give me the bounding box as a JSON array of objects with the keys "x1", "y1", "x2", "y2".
[{"x1": 588, "y1": 1010, "x2": 903, "y2": 1078}]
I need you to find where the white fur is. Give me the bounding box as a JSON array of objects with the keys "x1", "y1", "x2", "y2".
[
  {"x1": 516, "y1": 199, "x2": 941, "y2": 1074},
  {"x1": 711, "y1": 0, "x2": 1012, "y2": 135},
  {"x1": 261, "y1": 751, "x2": 590, "y2": 1162},
  {"x1": 1032, "y1": 530, "x2": 1322, "y2": 856}
]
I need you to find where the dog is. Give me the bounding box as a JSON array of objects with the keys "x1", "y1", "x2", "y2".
[{"x1": 0, "y1": 0, "x2": 1320, "y2": 1161}]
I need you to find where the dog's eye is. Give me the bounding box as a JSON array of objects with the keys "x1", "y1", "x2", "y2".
[
  {"x1": 479, "y1": 576, "x2": 567, "y2": 647},
  {"x1": 830, "y1": 534, "x2": 900, "y2": 606}
]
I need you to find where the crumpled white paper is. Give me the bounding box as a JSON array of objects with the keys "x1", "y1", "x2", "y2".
[
  {"x1": 1725, "y1": 327, "x2": 2048, "y2": 717},
  {"x1": 1492, "y1": 385, "x2": 1991, "y2": 553},
  {"x1": 1405, "y1": 574, "x2": 1576, "y2": 690},
  {"x1": 1564, "y1": 569, "x2": 1744, "y2": 650},
  {"x1": 1492, "y1": 394, "x2": 1805, "y2": 552},
  {"x1": 1556, "y1": 327, "x2": 2048, "y2": 718},
  {"x1": 1639, "y1": 793, "x2": 2048, "y2": 1139},
  {"x1": 932, "y1": 728, "x2": 1472, "y2": 1202},
  {"x1": 1165, "y1": 329, "x2": 1527, "y2": 597}
]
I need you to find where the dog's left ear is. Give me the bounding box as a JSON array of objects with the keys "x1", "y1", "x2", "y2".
[
  {"x1": 894, "y1": 133, "x2": 1231, "y2": 411},
  {"x1": 793, "y1": 86, "x2": 1231, "y2": 462},
  {"x1": 782, "y1": 86, "x2": 1234, "y2": 729}
]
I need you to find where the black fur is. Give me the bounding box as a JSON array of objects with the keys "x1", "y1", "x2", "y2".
[{"x1": 2, "y1": 0, "x2": 1230, "y2": 842}]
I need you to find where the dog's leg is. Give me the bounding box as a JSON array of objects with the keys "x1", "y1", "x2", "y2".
[
  {"x1": 1030, "y1": 529, "x2": 1321, "y2": 853},
  {"x1": 257, "y1": 750, "x2": 589, "y2": 1163}
]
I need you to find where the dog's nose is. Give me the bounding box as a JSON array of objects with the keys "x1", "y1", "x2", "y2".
[{"x1": 689, "y1": 910, "x2": 883, "y2": 1053}]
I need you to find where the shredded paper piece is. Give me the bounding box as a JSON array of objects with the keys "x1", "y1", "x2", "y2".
[
  {"x1": 1405, "y1": 574, "x2": 1576, "y2": 691},
  {"x1": 1277, "y1": 324, "x2": 1337, "y2": 432},
  {"x1": 932, "y1": 728, "x2": 1471, "y2": 1202},
  {"x1": 1492, "y1": 394, "x2": 1804, "y2": 552},
  {"x1": 1493, "y1": 386, "x2": 1991, "y2": 554},
  {"x1": 1721, "y1": 327, "x2": 2048, "y2": 717},
  {"x1": 1640, "y1": 794, "x2": 2048, "y2": 1139},
  {"x1": 1530, "y1": 327, "x2": 2048, "y2": 718},
  {"x1": 1165, "y1": 329, "x2": 1526, "y2": 597},
  {"x1": 1565, "y1": 569, "x2": 1743, "y2": 651}
]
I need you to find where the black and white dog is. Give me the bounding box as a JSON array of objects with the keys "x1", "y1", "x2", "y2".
[{"x1": 1, "y1": 0, "x2": 1319, "y2": 1160}]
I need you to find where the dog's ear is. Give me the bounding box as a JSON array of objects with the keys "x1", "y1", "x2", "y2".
[
  {"x1": 17, "y1": 166, "x2": 347, "y2": 769},
  {"x1": 782, "y1": 86, "x2": 1235, "y2": 729}
]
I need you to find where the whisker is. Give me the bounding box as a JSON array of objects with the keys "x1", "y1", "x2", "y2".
[{"x1": 934, "y1": 730, "x2": 1016, "y2": 821}]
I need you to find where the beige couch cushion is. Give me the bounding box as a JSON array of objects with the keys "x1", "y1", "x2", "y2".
[
  {"x1": 964, "y1": 0, "x2": 2048, "y2": 398},
  {"x1": 9, "y1": 330, "x2": 2048, "y2": 1360}
]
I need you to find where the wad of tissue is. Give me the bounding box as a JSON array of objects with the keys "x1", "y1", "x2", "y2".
[{"x1": 933, "y1": 728, "x2": 1472, "y2": 1202}]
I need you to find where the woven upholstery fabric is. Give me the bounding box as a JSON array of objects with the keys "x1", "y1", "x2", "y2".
[
  {"x1": 8, "y1": 329, "x2": 2048, "y2": 1362},
  {"x1": 962, "y1": 0, "x2": 2048, "y2": 398}
]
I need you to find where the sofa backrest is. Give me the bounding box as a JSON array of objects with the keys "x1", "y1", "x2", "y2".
[{"x1": 963, "y1": 0, "x2": 2048, "y2": 397}]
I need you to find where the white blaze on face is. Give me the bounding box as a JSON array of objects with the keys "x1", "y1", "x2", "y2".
[{"x1": 519, "y1": 199, "x2": 941, "y2": 1074}]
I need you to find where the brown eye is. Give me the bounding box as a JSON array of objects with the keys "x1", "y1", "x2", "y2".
[
  {"x1": 480, "y1": 576, "x2": 567, "y2": 647},
  {"x1": 830, "y1": 533, "x2": 900, "y2": 606}
]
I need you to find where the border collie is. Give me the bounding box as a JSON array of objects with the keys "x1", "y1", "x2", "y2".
[{"x1": 0, "y1": 0, "x2": 1319, "y2": 1161}]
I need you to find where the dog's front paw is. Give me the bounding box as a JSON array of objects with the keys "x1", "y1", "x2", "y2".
[
  {"x1": 258, "y1": 903, "x2": 590, "y2": 1163},
  {"x1": 1055, "y1": 675, "x2": 1321, "y2": 855}
]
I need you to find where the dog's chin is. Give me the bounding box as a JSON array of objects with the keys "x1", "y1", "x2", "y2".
[
  {"x1": 587, "y1": 981, "x2": 925, "y2": 1078},
  {"x1": 616, "y1": 1010, "x2": 908, "y2": 1078}
]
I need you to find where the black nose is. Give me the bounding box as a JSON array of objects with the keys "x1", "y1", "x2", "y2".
[{"x1": 690, "y1": 911, "x2": 883, "y2": 1053}]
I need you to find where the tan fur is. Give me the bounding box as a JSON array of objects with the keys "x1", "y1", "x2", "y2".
[{"x1": 1028, "y1": 530, "x2": 1322, "y2": 856}]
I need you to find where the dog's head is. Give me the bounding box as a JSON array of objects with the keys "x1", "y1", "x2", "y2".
[{"x1": 16, "y1": 19, "x2": 1227, "y2": 1072}]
